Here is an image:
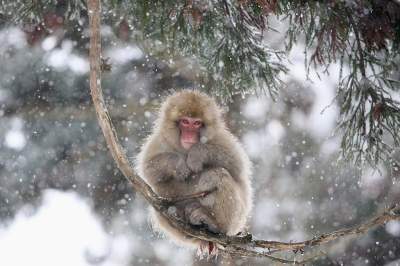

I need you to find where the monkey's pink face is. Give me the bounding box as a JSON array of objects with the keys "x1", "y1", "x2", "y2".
[{"x1": 178, "y1": 116, "x2": 203, "y2": 150}]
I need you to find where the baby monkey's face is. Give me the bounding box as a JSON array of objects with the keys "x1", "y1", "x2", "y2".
[{"x1": 178, "y1": 116, "x2": 204, "y2": 150}]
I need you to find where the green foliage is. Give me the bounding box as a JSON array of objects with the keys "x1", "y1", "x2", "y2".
[
  {"x1": 1, "y1": 0, "x2": 287, "y2": 99},
  {"x1": 0, "y1": 0, "x2": 86, "y2": 22},
  {"x1": 118, "y1": 0, "x2": 286, "y2": 99},
  {"x1": 274, "y1": 1, "x2": 400, "y2": 164},
  {"x1": 1, "y1": 0, "x2": 400, "y2": 165}
]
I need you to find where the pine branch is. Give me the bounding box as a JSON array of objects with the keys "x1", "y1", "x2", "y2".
[
  {"x1": 87, "y1": 0, "x2": 400, "y2": 263},
  {"x1": 347, "y1": 9, "x2": 366, "y2": 78}
]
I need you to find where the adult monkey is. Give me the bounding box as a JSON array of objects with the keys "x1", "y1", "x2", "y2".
[{"x1": 137, "y1": 90, "x2": 252, "y2": 254}]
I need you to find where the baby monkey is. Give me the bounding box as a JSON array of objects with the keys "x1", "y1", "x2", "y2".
[{"x1": 136, "y1": 90, "x2": 252, "y2": 254}]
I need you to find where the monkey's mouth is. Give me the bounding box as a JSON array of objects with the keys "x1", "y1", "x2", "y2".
[
  {"x1": 181, "y1": 140, "x2": 197, "y2": 150},
  {"x1": 180, "y1": 130, "x2": 199, "y2": 149}
]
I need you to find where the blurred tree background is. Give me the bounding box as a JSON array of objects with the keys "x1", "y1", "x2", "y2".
[{"x1": 0, "y1": 0, "x2": 399, "y2": 265}]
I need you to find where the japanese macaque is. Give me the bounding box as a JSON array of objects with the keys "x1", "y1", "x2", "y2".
[{"x1": 136, "y1": 90, "x2": 252, "y2": 254}]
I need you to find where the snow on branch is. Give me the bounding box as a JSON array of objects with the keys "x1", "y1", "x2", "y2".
[{"x1": 87, "y1": 0, "x2": 400, "y2": 264}]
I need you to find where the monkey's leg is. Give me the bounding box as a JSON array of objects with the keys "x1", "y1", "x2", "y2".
[
  {"x1": 196, "y1": 167, "x2": 248, "y2": 236},
  {"x1": 193, "y1": 167, "x2": 249, "y2": 257},
  {"x1": 150, "y1": 168, "x2": 248, "y2": 252},
  {"x1": 159, "y1": 167, "x2": 248, "y2": 238}
]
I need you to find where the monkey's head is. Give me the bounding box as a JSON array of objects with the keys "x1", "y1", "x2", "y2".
[{"x1": 157, "y1": 90, "x2": 224, "y2": 151}]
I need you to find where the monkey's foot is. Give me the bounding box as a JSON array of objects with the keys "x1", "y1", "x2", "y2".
[
  {"x1": 197, "y1": 241, "x2": 218, "y2": 258},
  {"x1": 186, "y1": 204, "x2": 219, "y2": 233}
]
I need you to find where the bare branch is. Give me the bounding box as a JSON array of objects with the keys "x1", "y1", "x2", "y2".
[
  {"x1": 87, "y1": 0, "x2": 400, "y2": 263},
  {"x1": 252, "y1": 204, "x2": 400, "y2": 251}
]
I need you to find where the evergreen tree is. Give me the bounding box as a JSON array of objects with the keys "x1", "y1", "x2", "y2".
[{"x1": 2, "y1": 0, "x2": 398, "y2": 165}]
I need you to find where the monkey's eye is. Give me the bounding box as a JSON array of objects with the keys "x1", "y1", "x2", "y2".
[
  {"x1": 181, "y1": 118, "x2": 190, "y2": 125},
  {"x1": 194, "y1": 121, "x2": 203, "y2": 127}
]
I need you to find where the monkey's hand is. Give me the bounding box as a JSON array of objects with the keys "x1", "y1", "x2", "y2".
[
  {"x1": 144, "y1": 152, "x2": 191, "y2": 183},
  {"x1": 187, "y1": 144, "x2": 208, "y2": 173},
  {"x1": 184, "y1": 201, "x2": 219, "y2": 234},
  {"x1": 174, "y1": 155, "x2": 191, "y2": 181}
]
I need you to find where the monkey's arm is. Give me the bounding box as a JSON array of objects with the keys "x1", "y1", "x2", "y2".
[
  {"x1": 143, "y1": 152, "x2": 190, "y2": 185},
  {"x1": 171, "y1": 167, "x2": 249, "y2": 236},
  {"x1": 187, "y1": 142, "x2": 242, "y2": 179}
]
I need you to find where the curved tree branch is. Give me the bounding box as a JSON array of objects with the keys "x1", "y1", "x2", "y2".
[{"x1": 87, "y1": 0, "x2": 400, "y2": 264}]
